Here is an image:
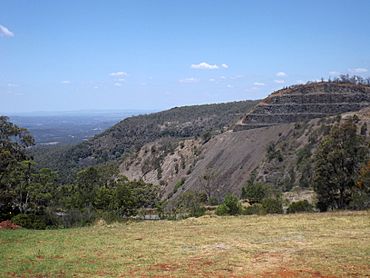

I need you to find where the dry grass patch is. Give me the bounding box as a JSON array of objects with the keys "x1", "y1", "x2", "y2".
[{"x1": 0, "y1": 211, "x2": 369, "y2": 277}]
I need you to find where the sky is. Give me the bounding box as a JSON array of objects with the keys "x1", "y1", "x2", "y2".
[{"x1": 1, "y1": 0, "x2": 370, "y2": 113}]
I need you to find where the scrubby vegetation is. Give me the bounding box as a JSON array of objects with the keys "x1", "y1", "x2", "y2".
[
  {"x1": 287, "y1": 200, "x2": 314, "y2": 214},
  {"x1": 215, "y1": 194, "x2": 242, "y2": 216}
]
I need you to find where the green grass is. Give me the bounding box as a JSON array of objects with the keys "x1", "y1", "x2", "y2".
[{"x1": 1, "y1": 211, "x2": 369, "y2": 277}]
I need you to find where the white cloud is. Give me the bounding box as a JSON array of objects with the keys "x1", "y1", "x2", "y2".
[
  {"x1": 179, "y1": 77, "x2": 200, "y2": 83},
  {"x1": 349, "y1": 68, "x2": 368, "y2": 74},
  {"x1": 110, "y1": 71, "x2": 128, "y2": 77},
  {"x1": 61, "y1": 80, "x2": 71, "y2": 84},
  {"x1": 253, "y1": 82, "x2": 265, "y2": 86},
  {"x1": 276, "y1": 72, "x2": 287, "y2": 77},
  {"x1": 191, "y1": 62, "x2": 219, "y2": 70},
  {"x1": 209, "y1": 78, "x2": 216, "y2": 82},
  {"x1": 226, "y1": 84, "x2": 233, "y2": 88},
  {"x1": 220, "y1": 76, "x2": 227, "y2": 80},
  {"x1": 274, "y1": 79, "x2": 285, "y2": 84},
  {"x1": 230, "y1": 75, "x2": 243, "y2": 80},
  {"x1": 93, "y1": 86, "x2": 99, "y2": 89},
  {"x1": 7, "y1": 83, "x2": 19, "y2": 87},
  {"x1": 0, "y1": 25, "x2": 14, "y2": 37},
  {"x1": 114, "y1": 82, "x2": 122, "y2": 87},
  {"x1": 221, "y1": 64, "x2": 229, "y2": 69}
]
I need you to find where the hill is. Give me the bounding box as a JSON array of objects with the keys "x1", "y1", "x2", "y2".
[
  {"x1": 119, "y1": 82, "x2": 370, "y2": 201},
  {"x1": 33, "y1": 100, "x2": 259, "y2": 182}
]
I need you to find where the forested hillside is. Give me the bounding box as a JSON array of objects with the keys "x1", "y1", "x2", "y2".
[{"x1": 33, "y1": 100, "x2": 258, "y2": 182}]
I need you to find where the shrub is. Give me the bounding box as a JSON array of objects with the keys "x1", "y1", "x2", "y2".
[
  {"x1": 261, "y1": 198, "x2": 283, "y2": 214},
  {"x1": 349, "y1": 189, "x2": 370, "y2": 210},
  {"x1": 241, "y1": 182, "x2": 272, "y2": 204},
  {"x1": 11, "y1": 214, "x2": 48, "y2": 230},
  {"x1": 215, "y1": 194, "x2": 242, "y2": 216},
  {"x1": 177, "y1": 191, "x2": 205, "y2": 218},
  {"x1": 287, "y1": 200, "x2": 313, "y2": 214},
  {"x1": 173, "y1": 178, "x2": 185, "y2": 194},
  {"x1": 243, "y1": 203, "x2": 265, "y2": 215},
  {"x1": 267, "y1": 143, "x2": 283, "y2": 162},
  {"x1": 215, "y1": 204, "x2": 228, "y2": 216}
]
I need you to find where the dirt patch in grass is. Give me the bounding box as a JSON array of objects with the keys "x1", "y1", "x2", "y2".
[{"x1": 0, "y1": 220, "x2": 20, "y2": 230}]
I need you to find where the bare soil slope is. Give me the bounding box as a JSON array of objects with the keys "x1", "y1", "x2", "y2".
[{"x1": 120, "y1": 108, "x2": 370, "y2": 201}]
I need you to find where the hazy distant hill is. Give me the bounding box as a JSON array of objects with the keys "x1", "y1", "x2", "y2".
[{"x1": 10, "y1": 110, "x2": 149, "y2": 144}]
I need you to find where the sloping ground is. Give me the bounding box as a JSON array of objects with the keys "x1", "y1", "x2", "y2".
[
  {"x1": 1, "y1": 212, "x2": 369, "y2": 277},
  {"x1": 42, "y1": 100, "x2": 258, "y2": 183},
  {"x1": 234, "y1": 82, "x2": 370, "y2": 131},
  {"x1": 120, "y1": 107, "x2": 370, "y2": 200}
]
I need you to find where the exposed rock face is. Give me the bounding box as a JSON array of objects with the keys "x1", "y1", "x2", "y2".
[{"x1": 234, "y1": 82, "x2": 370, "y2": 131}]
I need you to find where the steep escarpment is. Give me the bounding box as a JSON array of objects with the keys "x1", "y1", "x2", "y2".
[
  {"x1": 234, "y1": 82, "x2": 370, "y2": 131},
  {"x1": 121, "y1": 108, "x2": 369, "y2": 202}
]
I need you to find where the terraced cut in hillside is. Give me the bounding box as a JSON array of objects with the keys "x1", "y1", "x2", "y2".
[{"x1": 234, "y1": 82, "x2": 370, "y2": 131}]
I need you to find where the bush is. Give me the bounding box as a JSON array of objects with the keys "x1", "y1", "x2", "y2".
[
  {"x1": 215, "y1": 194, "x2": 242, "y2": 216},
  {"x1": 215, "y1": 204, "x2": 228, "y2": 216},
  {"x1": 173, "y1": 178, "x2": 185, "y2": 194},
  {"x1": 11, "y1": 214, "x2": 48, "y2": 229},
  {"x1": 241, "y1": 182, "x2": 272, "y2": 204},
  {"x1": 287, "y1": 200, "x2": 313, "y2": 214},
  {"x1": 177, "y1": 191, "x2": 205, "y2": 218},
  {"x1": 349, "y1": 190, "x2": 370, "y2": 210},
  {"x1": 261, "y1": 198, "x2": 283, "y2": 214},
  {"x1": 243, "y1": 203, "x2": 266, "y2": 215}
]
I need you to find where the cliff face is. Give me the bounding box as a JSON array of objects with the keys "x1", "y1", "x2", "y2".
[{"x1": 234, "y1": 82, "x2": 370, "y2": 131}]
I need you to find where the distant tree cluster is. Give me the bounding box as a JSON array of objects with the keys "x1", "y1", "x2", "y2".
[
  {"x1": 279, "y1": 75, "x2": 370, "y2": 92},
  {"x1": 329, "y1": 74, "x2": 370, "y2": 85}
]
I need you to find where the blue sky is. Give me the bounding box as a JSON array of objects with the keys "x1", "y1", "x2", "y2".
[{"x1": 1, "y1": 0, "x2": 370, "y2": 113}]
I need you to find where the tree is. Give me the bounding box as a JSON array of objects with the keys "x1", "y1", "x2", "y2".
[
  {"x1": 0, "y1": 117, "x2": 35, "y2": 220},
  {"x1": 199, "y1": 169, "x2": 218, "y2": 204},
  {"x1": 75, "y1": 167, "x2": 101, "y2": 208},
  {"x1": 349, "y1": 161, "x2": 370, "y2": 210},
  {"x1": 113, "y1": 177, "x2": 159, "y2": 217},
  {"x1": 176, "y1": 191, "x2": 205, "y2": 217},
  {"x1": 313, "y1": 117, "x2": 368, "y2": 211},
  {"x1": 0, "y1": 116, "x2": 34, "y2": 184}
]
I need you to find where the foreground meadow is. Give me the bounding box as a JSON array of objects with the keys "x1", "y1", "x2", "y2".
[{"x1": 0, "y1": 211, "x2": 369, "y2": 277}]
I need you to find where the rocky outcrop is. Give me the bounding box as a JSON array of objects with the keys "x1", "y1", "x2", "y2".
[{"x1": 234, "y1": 82, "x2": 370, "y2": 131}]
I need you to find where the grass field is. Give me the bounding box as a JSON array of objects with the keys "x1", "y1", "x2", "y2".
[{"x1": 0, "y1": 211, "x2": 369, "y2": 277}]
